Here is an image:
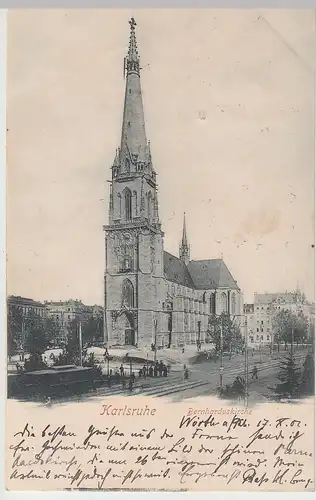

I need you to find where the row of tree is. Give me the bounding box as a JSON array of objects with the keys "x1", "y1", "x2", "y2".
[
  {"x1": 7, "y1": 306, "x2": 104, "y2": 359},
  {"x1": 271, "y1": 309, "x2": 312, "y2": 348},
  {"x1": 206, "y1": 308, "x2": 313, "y2": 356}
]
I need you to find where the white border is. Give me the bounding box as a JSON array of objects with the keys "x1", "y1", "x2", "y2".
[{"x1": 1, "y1": 4, "x2": 315, "y2": 500}]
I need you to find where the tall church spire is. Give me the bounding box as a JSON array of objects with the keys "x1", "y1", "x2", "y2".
[
  {"x1": 120, "y1": 17, "x2": 148, "y2": 165},
  {"x1": 179, "y1": 212, "x2": 190, "y2": 265},
  {"x1": 182, "y1": 212, "x2": 188, "y2": 247}
]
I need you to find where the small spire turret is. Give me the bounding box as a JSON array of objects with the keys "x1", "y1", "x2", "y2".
[{"x1": 179, "y1": 212, "x2": 190, "y2": 265}]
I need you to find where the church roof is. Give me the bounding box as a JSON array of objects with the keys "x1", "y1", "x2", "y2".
[
  {"x1": 188, "y1": 259, "x2": 239, "y2": 290},
  {"x1": 163, "y1": 252, "x2": 239, "y2": 291},
  {"x1": 163, "y1": 251, "x2": 195, "y2": 288}
]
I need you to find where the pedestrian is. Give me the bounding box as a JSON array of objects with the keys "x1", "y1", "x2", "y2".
[
  {"x1": 108, "y1": 369, "x2": 113, "y2": 388},
  {"x1": 163, "y1": 365, "x2": 168, "y2": 377},
  {"x1": 120, "y1": 364, "x2": 124, "y2": 377},
  {"x1": 252, "y1": 366, "x2": 258, "y2": 380},
  {"x1": 182, "y1": 347, "x2": 185, "y2": 354},
  {"x1": 153, "y1": 364, "x2": 158, "y2": 377},
  {"x1": 45, "y1": 397, "x2": 52, "y2": 407},
  {"x1": 128, "y1": 378, "x2": 133, "y2": 392},
  {"x1": 149, "y1": 365, "x2": 153, "y2": 377},
  {"x1": 142, "y1": 365, "x2": 147, "y2": 378},
  {"x1": 131, "y1": 372, "x2": 136, "y2": 383},
  {"x1": 159, "y1": 361, "x2": 164, "y2": 376},
  {"x1": 184, "y1": 368, "x2": 189, "y2": 380},
  {"x1": 138, "y1": 368, "x2": 143, "y2": 378}
]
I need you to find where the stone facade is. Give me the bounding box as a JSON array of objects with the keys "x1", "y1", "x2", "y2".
[
  {"x1": 244, "y1": 291, "x2": 315, "y2": 349},
  {"x1": 103, "y1": 19, "x2": 243, "y2": 350},
  {"x1": 45, "y1": 300, "x2": 104, "y2": 343}
]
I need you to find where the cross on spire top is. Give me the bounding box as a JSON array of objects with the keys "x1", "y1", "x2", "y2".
[{"x1": 129, "y1": 17, "x2": 137, "y2": 29}]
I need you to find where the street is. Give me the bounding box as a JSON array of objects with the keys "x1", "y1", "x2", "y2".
[{"x1": 11, "y1": 348, "x2": 307, "y2": 408}]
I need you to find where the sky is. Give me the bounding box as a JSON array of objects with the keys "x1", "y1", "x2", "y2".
[{"x1": 6, "y1": 9, "x2": 315, "y2": 305}]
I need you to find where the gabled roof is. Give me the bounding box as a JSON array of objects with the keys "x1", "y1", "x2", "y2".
[
  {"x1": 188, "y1": 259, "x2": 239, "y2": 290},
  {"x1": 163, "y1": 251, "x2": 195, "y2": 288},
  {"x1": 163, "y1": 252, "x2": 239, "y2": 291},
  {"x1": 255, "y1": 292, "x2": 297, "y2": 304}
]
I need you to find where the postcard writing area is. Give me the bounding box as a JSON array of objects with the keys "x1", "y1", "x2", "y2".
[{"x1": 6, "y1": 400, "x2": 315, "y2": 492}]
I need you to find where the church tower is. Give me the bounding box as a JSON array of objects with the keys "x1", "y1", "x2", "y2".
[
  {"x1": 179, "y1": 213, "x2": 190, "y2": 266},
  {"x1": 103, "y1": 18, "x2": 164, "y2": 347}
]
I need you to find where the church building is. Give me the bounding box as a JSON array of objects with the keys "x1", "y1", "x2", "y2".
[{"x1": 103, "y1": 19, "x2": 243, "y2": 349}]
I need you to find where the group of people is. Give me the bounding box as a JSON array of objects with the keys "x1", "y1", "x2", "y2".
[{"x1": 138, "y1": 360, "x2": 169, "y2": 378}]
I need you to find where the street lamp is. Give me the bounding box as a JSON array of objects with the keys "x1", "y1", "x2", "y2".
[
  {"x1": 79, "y1": 320, "x2": 83, "y2": 367},
  {"x1": 244, "y1": 316, "x2": 249, "y2": 407},
  {"x1": 219, "y1": 366, "x2": 224, "y2": 388},
  {"x1": 219, "y1": 316, "x2": 223, "y2": 387},
  {"x1": 153, "y1": 319, "x2": 157, "y2": 363}
]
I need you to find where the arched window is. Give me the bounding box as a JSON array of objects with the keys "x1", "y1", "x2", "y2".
[
  {"x1": 210, "y1": 292, "x2": 216, "y2": 314},
  {"x1": 122, "y1": 279, "x2": 134, "y2": 308},
  {"x1": 125, "y1": 157, "x2": 130, "y2": 173},
  {"x1": 221, "y1": 292, "x2": 228, "y2": 314},
  {"x1": 133, "y1": 190, "x2": 138, "y2": 217},
  {"x1": 231, "y1": 293, "x2": 236, "y2": 315},
  {"x1": 124, "y1": 188, "x2": 132, "y2": 221},
  {"x1": 147, "y1": 192, "x2": 152, "y2": 221},
  {"x1": 117, "y1": 193, "x2": 122, "y2": 218}
]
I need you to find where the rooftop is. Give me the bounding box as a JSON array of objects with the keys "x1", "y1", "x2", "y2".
[
  {"x1": 163, "y1": 251, "x2": 239, "y2": 291},
  {"x1": 7, "y1": 295, "x2": 45, "y2": 307}
]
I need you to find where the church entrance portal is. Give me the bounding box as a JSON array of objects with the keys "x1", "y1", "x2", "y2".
[
  {"x1": 125, "y1": 328, "x2": 135, "y2": 346},
  {"x1": 117, "y1": 313, "x2": 135, "y2": 346}
]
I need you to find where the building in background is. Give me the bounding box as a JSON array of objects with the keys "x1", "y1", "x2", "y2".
[
  {"x1": 244, "y1": 291, "x2": 315, "y2": 349},
  {"x1": 45, "y1": 300, "x2": 104, "y2": 343},
  {"x1": 7, "y1": 296, "x2": 104, "y2": 349},
  {"x1": 7, "y1": 295, "x2": 47, "y2": 351},
  {"x1": 103, "y1": 19, "x2": 243, "y2": 350},
  {"x1": 7, "y1": 295, "x2": 46, "y2": 318}
]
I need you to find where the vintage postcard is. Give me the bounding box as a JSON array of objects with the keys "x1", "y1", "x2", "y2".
[{"x1": 5, "y1": 9, "x2": 315, "y2": 492}]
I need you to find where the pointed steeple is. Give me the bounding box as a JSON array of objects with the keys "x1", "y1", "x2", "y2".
[
  {"x1": 182, "y1": 212, "x2": 188, "y2": 247},
  {"x1": 120, "y1": 18, "x2": 147, "y2": 165},
  {"x1": 179, "y1": 212, "x2": 190, "y2": 265}
]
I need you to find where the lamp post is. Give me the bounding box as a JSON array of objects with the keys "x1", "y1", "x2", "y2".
[
  {"x1": 153, "y1": 319, "x2": 157, "y2": 363},
  {"x1": 21, "y1": 317, "x2": 25, "y2": 362},
  {"x1": 244, "y1": 316, "x2": 248, "y2": 407},
  {"x1": 79, "y1": 320, "x2": 83, "y2": 367},
  {"x1": 219, "y1": 316, "x2": 223, "y2": 388}
]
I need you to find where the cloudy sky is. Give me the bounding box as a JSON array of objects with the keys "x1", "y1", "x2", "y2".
[{"x1": 7, "y1": 9, "x2": 315, "y2": 305}]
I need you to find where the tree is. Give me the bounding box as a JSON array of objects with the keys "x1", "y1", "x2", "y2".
[
  {"x1": 207, "y1": 313, "x2": 243, "y2": 356},
  {"x1": 60, "y1": 318, "x2": 80, "y2": 365},
  {"x1": 82, "y1": 316, "x2": 103, "y2": 345},
  {"x1": 300, "y1": 352, "x2": 315, "y2": 396},
  {"x1": 273, "y1": 352, "x2": 301, "y2": 399},
  {"x1": 272, "y1": 309, "x2": 308, "y2": 350},
  {"x1": 44, "y1": 316, "x2": 61, "y2": 346},
  {"x1": 24, "y1": 310, "x2": 48, "y2": 355},
  {"x1": 23, "y1": 310, "x2": 48, "y2": 372},
  {"x1": 7, "y1": 304, "x2": 23, "y2": 358}
]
